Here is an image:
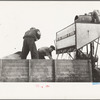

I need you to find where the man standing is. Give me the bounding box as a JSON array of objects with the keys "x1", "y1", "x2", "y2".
[
  {"x1": 38, "y1": 45, "x2": 55, "y2": 59},
  {"x1": 21, "y1": 27, "x2": 41, "y2": 59}
]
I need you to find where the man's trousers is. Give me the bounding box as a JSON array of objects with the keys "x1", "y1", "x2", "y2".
[{"x1": 21, "y1": 37, "x2": 39, "y2": 59}]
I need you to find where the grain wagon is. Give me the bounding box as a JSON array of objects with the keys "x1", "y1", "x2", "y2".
[{"x1": 0, "y1": 10, "x2": 100, "y2": 82}]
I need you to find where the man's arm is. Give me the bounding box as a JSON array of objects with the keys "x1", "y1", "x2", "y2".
[
  {"x1": 36, "y1": 30, "x2": 41, "y2": 40},
  {"x1": 46, "y1": 52, "x2": 52, "y2": 59},
  {"x1": 48, "y1": 54, "x2": 52, "y2": 59}
]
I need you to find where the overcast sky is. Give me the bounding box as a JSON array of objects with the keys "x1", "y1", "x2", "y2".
[{"x1": 0, "y1": 1, "x2": 100, "y2": 61}]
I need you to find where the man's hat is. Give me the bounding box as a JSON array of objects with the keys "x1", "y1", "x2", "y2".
[{"x1": 50, "y1": 45, "x2": 55, "y2": 50}]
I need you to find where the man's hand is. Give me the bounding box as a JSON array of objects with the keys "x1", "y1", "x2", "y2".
[{"x1": 48, "y1": 55, "x2": 53, "y2": 59}]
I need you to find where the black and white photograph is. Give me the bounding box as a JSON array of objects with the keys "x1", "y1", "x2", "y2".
[{"x1": 0, "y1": 1, "x2": 100, "y2": 99}]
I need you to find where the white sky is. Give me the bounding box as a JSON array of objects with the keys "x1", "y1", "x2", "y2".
[{"x1": 0, "y1": 1, "x2": 100, "y2": 62}]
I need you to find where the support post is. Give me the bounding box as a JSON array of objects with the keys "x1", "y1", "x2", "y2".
[
  {"x1": 90, "y1": 42, "x2": 95, "y2": 82},
  {"x1": 76, "y1": 50, "x2": 79, "y2": 59}
]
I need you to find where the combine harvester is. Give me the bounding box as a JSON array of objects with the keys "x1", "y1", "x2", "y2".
[
  {"x1": 56, "y1": 10, "x2": 100, "y2": 82},
  {"x1": 0, "y1": 10, "x2": 100, "y2": 82}
]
